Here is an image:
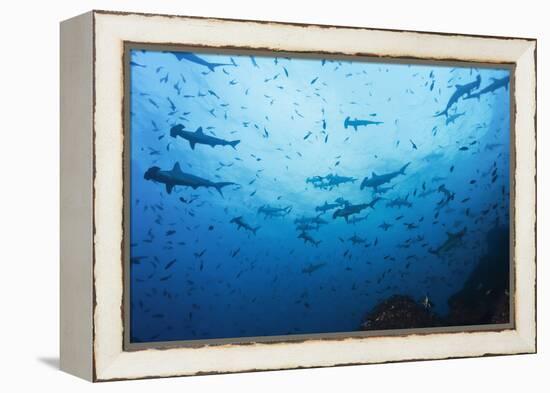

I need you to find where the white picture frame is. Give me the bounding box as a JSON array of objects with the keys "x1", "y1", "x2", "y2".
[{"x1": 60, "y1": 10, "x2": 536, "y2": 381}]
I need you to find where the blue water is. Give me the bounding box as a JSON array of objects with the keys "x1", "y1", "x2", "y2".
[{"x1": 129, "y1": 48, "x2": 510, "y2": 343}]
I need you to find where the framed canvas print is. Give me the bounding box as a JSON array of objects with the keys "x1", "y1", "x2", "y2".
[{"x1": 60, "y1": 10, "x2": 537, "y2": 381}]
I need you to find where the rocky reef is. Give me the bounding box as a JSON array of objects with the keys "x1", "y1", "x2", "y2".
[
  {"x1": 361, "y1": 226, "x2": 510, "y2": 331},
  {"x1": 360, "y1": 295, "x2": 441, "y2": 330}
]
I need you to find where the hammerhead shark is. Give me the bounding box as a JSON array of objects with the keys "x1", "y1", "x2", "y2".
[
  {"x1": 170, "y1": 125, "x2": 240, "y2": 150},
  {"x1": 144, "y1": 162, "x2": 235, "y2": 196},
  {"x1": 298, "y1": 231, "x2": 322, "y2": 247},
  {"x1": 464, "y1": 75, "x2": 510, "y2": 100},
  {"x1": 344, "y1": 116, "x2": 383, "y2": 130},
  {"x1": 315, "y1": 201, "x2": 341, "y2": 214},
  {"x1": 429, "y1": 227, "x2": 467, "y2": 256},
  {"x1": 386, "y1": 195, "x2": 412, "y2": 208},
  {"x1": 360, "y1": 163, "x2": 411, "y2": 191},
  {"x1": 171, "y1": 52, "x2": 237, "y2": 72},
  {"x1": 230, "y1": 216, "x2": 260, "y2": 235},
  {"x1": 301, "y1": 262, "x2": 326, "y2": 274},
  {"x1": 258, "y1": 205, "x2": 292, "y2": 219},
  {"x1": 434, "y1": 75, "x2": 481, "y2": 118},
  {"x1": 445, "y1": 111, "x2": 465, "y2": 126},
  {"x1": 332, "y1": 198, "x2": 381, "y2": 222}
]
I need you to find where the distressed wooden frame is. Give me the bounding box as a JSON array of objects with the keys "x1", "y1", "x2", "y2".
[{"x1": 60, "y1": 10, "x2": 537, "y2": 382}]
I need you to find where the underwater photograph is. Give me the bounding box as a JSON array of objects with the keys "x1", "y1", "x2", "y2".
[{"x1": 127, "y1": 47, "x2": 511, "y2": 344}]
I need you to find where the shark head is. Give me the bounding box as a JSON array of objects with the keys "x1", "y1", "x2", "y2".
[
  {"x1": 344, "y1": 116, "x2": 350, "y2": 129},
  {"x1": 144, "y1": 166, "x2": 160, "y2": 180},
  {"x1": 170, "y1": 124, "x2": 185, "y2": 138}
]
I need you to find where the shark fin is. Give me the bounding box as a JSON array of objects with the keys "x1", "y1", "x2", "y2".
[
  {"x1": 172, "y1": 162, "x2": 183, "y2": 173},
  {"x1": 399, "y1": 162, "x2": 411, "y2": 175},
  {"x1": 214, "y1": 181, "x2": 235, "y2": 197},
  {"x1": 372, "y1": 172, "x2": 377, "y2": 177},
  {"x1": 171, "y1": 51, "x2": 188, "y2": 61},
  {"x1": 165, "y1": 183, "x2": 174, "y2": 194},
  {"x1": 189, "y1": 141, "x2": 196, "y2": 150},
  {"x1": 196, "y1": 127, "x2": 204, "y2": 134}
]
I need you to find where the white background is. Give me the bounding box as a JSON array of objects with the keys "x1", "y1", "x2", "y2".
[{"x1": 0, "y1": 0, "x2": 545, "y2": 391}]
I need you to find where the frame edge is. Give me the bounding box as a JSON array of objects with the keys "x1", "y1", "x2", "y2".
[
  {"x1": 91, "y1": 11, "x2": 538, "y2": 380},
  {"x1": 60, "y1": 11, "x2": 95, "y2": 382}
]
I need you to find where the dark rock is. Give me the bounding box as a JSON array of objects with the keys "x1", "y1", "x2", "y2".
[
  {"x1": 446, "y1": 226, "x2": 510, "y2": 326},
  {"x1": 360, "y1": 295, "x2": 441, "y2": 330},
  {"x1": 359, "y1": 226, "x2": 510, "y2": 331}
]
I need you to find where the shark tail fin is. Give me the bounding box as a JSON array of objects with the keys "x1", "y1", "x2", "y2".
[
  {"x1": 252, "y1": 226, "x2": 261, "y2": 235},
  {"x1": 399, "y1": 162, "x2": 412, "y2": 175},
  {"x1": 229, "y1": 139, "x2": 240, "y2": 149},
  {"x1": 344, "y1": 116, "x2": 350, "y2": 129},
  {"x1": 230, "y1": 57, "x2": 237, "y2": 67},
  {"x1": 209, "y1": 61, "x2": 236, "y2": 72},
  {"x1": 433, "y1": 109, "x2": 448, "y2": 118},
  {"x1": 214, "y1": 182, "x2": 235, "y2": 197}
]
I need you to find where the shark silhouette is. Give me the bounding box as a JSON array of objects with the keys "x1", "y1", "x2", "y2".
[
  {"x1": 434, "y1": 75, "x2": 481, "y2": 118},
  {"x1": 298, "y1": 231, "x2": 322, "y2": 247},
  {"x1": 144, "y1": 162, "x2": 235, "y2": 196},
  {"x1": 171, "y1": 52, "x2": 237, "y2": 72},
  {"x1": 301, "y1": 262, "x2": 326, "y2": 274},
  {"x1": 230, "y1": 216, "x2": 260, "y2": 235},
  {"x1": 344, "y1": 116, "x2": 383, "y2": 130},
  {"x1": 258, "y1": 205, "x2": 292, "y2": 218},
  {"x1": 333, "y1": 198, "x2": 381, "y2": 222},
  {"x1": 360, "y1": 163, "x2": 411, "y2": 191},
  {"x1": 170, "y1": 125, "x2": 240, "y2": 150},
  {"x1": 464, "y1": 76, "x2": 510, "y2": 100},
  {"x1": 429, "y1": 227, "x2": 467, "y2": 256}
]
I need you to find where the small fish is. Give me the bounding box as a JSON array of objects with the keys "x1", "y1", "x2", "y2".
[{"x1": 165, "y1": 259, "x2": 176, "y2": 270}]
